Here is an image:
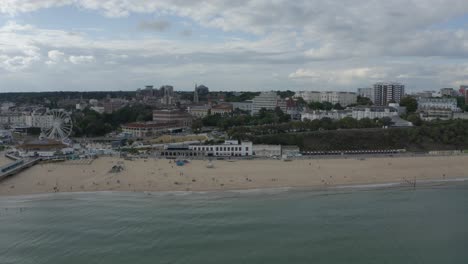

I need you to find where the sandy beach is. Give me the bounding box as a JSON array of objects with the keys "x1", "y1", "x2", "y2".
[{"x1": 1, "y1": 153, "x2": 467, "y2": 196}]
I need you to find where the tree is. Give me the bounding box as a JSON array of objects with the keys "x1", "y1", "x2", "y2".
[
  {"x1": 380, "y1": 117, "x2": 394, "y2": 127},
  {"x1": 338, "y1": 117, "x2": 358, "y2": 129},
  {"x1": 295, "y1": 97, "x2": 307, "y2": 106},
  {"x1": 358, "y1": 118, "x2": 376, "y2": 128},
  {"x1": 322, "y1": 102, "x2": 333, "y2": 110},
  {"x1": 356, "y1": 96, "x2": 373, "y2": 106},
  {"x1": 333, "y1": 103, "x2": 344, "y2": 110},
  {"x1": 191, "y1": 119, "x2": 203, "y2": 133},
  {"x1": 308, "y1": 101, "x2": 323, "y2": 110},
  {"x1": 277, "y1": 90, "x2": 295, "y2": 98},
  {"x1": 406, "y1": 114, "x2": 423, "y2": 126},
  {"x1": 400, "y1": 96, "x2": 418, "y2": 113}
]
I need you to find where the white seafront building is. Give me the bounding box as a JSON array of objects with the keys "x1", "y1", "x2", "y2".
[
  {"x1": 301, "y1": 110, "x2": 352, "y2": 121},
  {"x1": 351, "y1": 106, "x2": 399, "y2": 120},
  {"x1": 417, "y1": 97, "x2": 460, "y2": 112},
  {"x1": 301, "y1": 106, "x2": 399, "y2": 121},
  {"x1": 189, "y1": 140, "x2": 253, "y2": 157},
  {"x1": 160, "y1": 140, "x2": 253, "y2": 157}
]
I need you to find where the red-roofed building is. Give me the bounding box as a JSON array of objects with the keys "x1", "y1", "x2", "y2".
[{"x1": 211, "y1": 103, "x2": 233, "y2": 115}]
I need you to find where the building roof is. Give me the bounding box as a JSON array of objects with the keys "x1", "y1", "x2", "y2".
[
  {"x1": 353, "y1": 106, "x2": 397, "y2": 112},
  {"x1": 122, "y1": 121, "x2": 178, "y2": 129},
  {"x1": 17, "y1": 139, "x2": 67, "y2": 150},
  {"x1": 212, "y1": 104, "x2": 233, "y2": 110}
]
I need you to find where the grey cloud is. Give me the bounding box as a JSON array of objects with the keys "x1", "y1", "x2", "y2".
[
  {"x1": 138, "y1": 20, "x2": 171, "y2": 32},
  {"x1": 180, "y1": 29, "x2": 192, "y2": 37}
]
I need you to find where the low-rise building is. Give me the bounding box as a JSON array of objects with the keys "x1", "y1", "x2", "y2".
[
  {"x1": 440, "y1": 88, "x2": 457, "y2": 97},
  {"x1": 295, "y1": 91, "x2": 321, "y2": 102},
  {"x1": 153, "y1": 109, "x2": 192, "y2": 128},
  {"x1": 301, "y1": 110, "x2": 352, "y2": 121},
  {"x1": 295, "y1": 91, "x2": 357, "y2": 106},
  {"x1": 0, "y1": 113, "x2": 26, "y2": 127},
  {"x1": 159, "y1": 140, "x2": 253, "y2": 157},
  {"x1": 187, "y1": 105, "x2": 211, "y2": 118},
  {"x1": 0, "y1": 129, "x2": 12, "y2": 144},
  {"x1": 211, "y1": 103, "x2": 233, "y2": 115},
  {"x1": 232, "y1": 101, "x2": 253, "y2": 113},
  {"x1": 414, "y1": 91, "x2": 437, "y2": 98},
  {"x1": 352, "y1": 106, "x2": 399, "y2": 120},
  {"x1": 453, "y1": 112, "x2": 468, "y2": 120},
  {"x1": 419, "y1": 109, "x2": 453, "y2": 121},
  {"x1": 90, "y1": 106, "x2": 105, "y2": 114},
  {"x1": 121, "y1": 121, "x2": 181, "y2": 137},
  {"x1": 16, "y1": 139, "x2": 70, "y2": 157},
  {"x1": 103, "y1": 99, "x2": 127, "y2": 113},
  {"x1": 417, "y1": 97, "x2": 460, "y2": 112},
  {"x1": 252, "y1": 145, "x2": 282, "y2": 157}
]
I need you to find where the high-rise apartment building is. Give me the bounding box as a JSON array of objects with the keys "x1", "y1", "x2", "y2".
[{"x1": 373, "y1": 82, "x2": 405, "y2": 106}]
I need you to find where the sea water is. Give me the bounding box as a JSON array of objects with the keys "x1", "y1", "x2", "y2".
[{"x1": 1, "y1": 183, "x2": 467, "y2": 264}]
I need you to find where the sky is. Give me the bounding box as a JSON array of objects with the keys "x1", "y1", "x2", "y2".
[{"x1": 1, "y1": 1, "x2": 468, "y2": 93}]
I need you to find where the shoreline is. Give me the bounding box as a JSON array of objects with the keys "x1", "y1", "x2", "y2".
[
  {"x1": 1, "y1": 177, "x2": 467, "y2": 199},
  {"x1": 1, "y1": 154, "x2": 468, "y2": 197}
]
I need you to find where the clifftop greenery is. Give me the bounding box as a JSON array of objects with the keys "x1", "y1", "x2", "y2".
[
  {"x1": 72, "y1": 104, "x2": 153, "y2": 137},
  {"x1": 241, "y1": 119, "x2": 468, "y2": 152}
]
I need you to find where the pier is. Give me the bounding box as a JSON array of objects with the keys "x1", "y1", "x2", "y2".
[{"x1": 0, "y1": 157, "x2": 42, "y2": 182}]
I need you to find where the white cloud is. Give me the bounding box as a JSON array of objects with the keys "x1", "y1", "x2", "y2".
[
  {"x1": 69, "y1": 55, "x2": 95, "y2": 64},
  {"x1": 45, "y1": 50, "x2": 65, "y2": 65},
  {"x1": 289, "y1": 67, "x2": 387, "y2": 85}
]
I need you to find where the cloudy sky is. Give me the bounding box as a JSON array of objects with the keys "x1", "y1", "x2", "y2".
[{"x1": 1, "y1": 0, "x2": 468, "y2": 93}]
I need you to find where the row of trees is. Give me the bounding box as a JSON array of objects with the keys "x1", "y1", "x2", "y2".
[{"x1": 193, "y1": 108, "x2": 291, "y2": 132}]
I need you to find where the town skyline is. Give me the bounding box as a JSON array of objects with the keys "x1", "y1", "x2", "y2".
[{"x1": 2, "y1": 1, "x2": 468, "y2": 92}]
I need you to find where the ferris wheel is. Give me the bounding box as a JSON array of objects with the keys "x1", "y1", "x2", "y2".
[{"x1": 41, "y1": 109, "x2": 73, "y2": 141}]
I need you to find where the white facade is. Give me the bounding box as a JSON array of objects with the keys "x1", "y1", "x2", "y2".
[
  {"x1": 320, "y1": 92, "x2": 357, "y2": 106},
  {"x1": 294, "y1": 91, "x2": 321, "y2": 102},
  {"x1": 0, "y1": 113, "x2": 26, "y2": 126},
  {"x1": 301, "y1": 110, "x2": 352, "y2": 121},
  {"x1": 232, "y1": 101, "x2": 253, "y2": 113},
  {"x1": 253, "y1": 144, "x2": 282, "y2": 157},
  {"x1": 26, "y1": 114, "x2": 54, "y2": 128},
  {"x1": 295, "y1": 91, "x2": 356, "y2": 106},
  {"x1": 189, "y1": 141, "x2": 253, "y2": 157},
  {"x1": 187, "y1": 105, "x2": 210, "y2": 118},
  {"x1": 91, "y1": 106, "x2": 105, "y2": 114},
  {"x1": 417, "y1": 97, "x2": 460, "y2": 111},
  {"x1": 352, "y1": 106, "x2": 398, "y2": 120},
  {"x1": 252, "y1": 92, "x2": 280, "y2": 114}
]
